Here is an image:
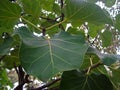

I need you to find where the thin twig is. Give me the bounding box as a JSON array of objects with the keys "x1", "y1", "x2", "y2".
[
  {"x1": 31, "y1": 78, "x2": 61, "y2": 90},
  {"x1": 21, "y1": 17, "x2": 42, "y2": 31},
  {"x1": 83, "y1": 62, "x2": 103, "y2": 73},
  {"x1": 46, "y1": 19, "x2": 67, "y2": 30}
]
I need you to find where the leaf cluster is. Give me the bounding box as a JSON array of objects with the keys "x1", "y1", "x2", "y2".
[{"x1": 0, "y1": 0, "x2": 120, "y2": 90}]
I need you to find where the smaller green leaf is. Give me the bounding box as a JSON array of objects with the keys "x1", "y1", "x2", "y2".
[
  {"x1": 0, "y1": 36, "x2": 13, "y2": 55},
  {"x1": 64, "y1": 0, "x2": 113, "y2": 25},
  {"x1": 0, "y1": 0, "x2": 22, "y2": 28},
  {"x1": 88, "y1": 23, "x2": 104, "y2": 37},
  {"x1": 103, "y1": 0, "x2": 116, "y2": 7},
  {"x1": 100, "y1": 54, "x2": 120, "y2": 66},
  {"x1": 115, "y1": 14, "x2": 120, "y2": 32},
  {"x1": 100, "y1": 30, "x2": 112, "y2": 47},
  {"x1": 60, "y1": 70, "x2": 113, "y2": 90}
]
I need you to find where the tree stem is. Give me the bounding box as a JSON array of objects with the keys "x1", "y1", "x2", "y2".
[
  {"x1": 21, "y1": 17, "x2": 42, "y2": 31},
  {"x1": 46, "y1": 19, "x2": 67, "y2": 30}
]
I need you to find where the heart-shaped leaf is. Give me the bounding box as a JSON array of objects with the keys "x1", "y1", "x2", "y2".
[
  {"x1": 16, "y1": 27, "x2": 89, "y2": 81},
  {"x1": 64, "y1": 0, "x2": 113, "y2": 25}
]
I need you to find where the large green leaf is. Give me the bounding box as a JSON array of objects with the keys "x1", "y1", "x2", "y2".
[
  {"x1": 60, "y1": 70, "x2": 113, "y2": 90},
  {"x1": 16, "y1": 27, "x2": 89, "y2": 81},
  {"x1": 64, "y1": 0, "x2": 113, "y2": 25},
  {"x1": 0, "y1": 0, "x2": 21, "y2": 28}
]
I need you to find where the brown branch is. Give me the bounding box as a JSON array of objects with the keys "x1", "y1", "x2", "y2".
[
  {"x1": 31, "y1": 78, "x2": 61, "y2": 90},
  {"x1": 14, "y1": 66, "x2": 31, "y2": 90}
]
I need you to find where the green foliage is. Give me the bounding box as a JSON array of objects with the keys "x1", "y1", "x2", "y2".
[
  {"x1": 115, "y1": 14, "x2": 120, "y2": 32},
  {"x1": 0, "y1": 68, "x2": 12, "y2": 89},
  {"x1": 0, "y1": 0, "x2": 21, "y2": 28},
  {"x1": 100, "y1": 30, "x2": 112, "y2": 47},
  {"x1": 102, "y1": 0, "x2": 116, "y2": 7},
  {"x1": 60, "y1": 70, "x2": 113, "y2": 90},
  {"x1": 88, "y1": 23, "x2": 104, "y2": 37},
  {"x1": 0, "y1": 36, "x2": 13, "y2": 55},
  {"x1": 87, "y1": 0, "x2": 116, "y2": 7},
  {"x1": 64, "y1": 0, "x2": 113, "y2": 25},
  {"x1": 0, "y1": 0, "x2": 120, "y2": 89},
  {"x1": 16, "y1": 27, "x2": 88, "y2": 81}
]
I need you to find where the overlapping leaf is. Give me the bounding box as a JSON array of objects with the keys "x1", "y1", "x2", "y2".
[
  {"x1": 21, "y1": 0, "x2": 41, "y2": 17},
  {"x1": 87, "y1": 0, "x2": 116, "y2": 7},
  {"x1": 40, "y1": 0, "x2": 55, "y2": 11},
  {"x1": 103, "y1": 0, "x2": 116, "y2": 7},
  {"x1": 0, "y1": 36, "x2": 13, "y2": 56},
  {"x1": 100, "y1": 30, "x2": 112, "y2": 47},
  {"x1": 0, "y1": 0, "x2": 21, "y2": 28},
  {"x1": 115, "y1": 14, "x2": 120, "y2": 32},
  {"x1": 60, "y1": 70, "x2": 113, "y2": 90},
  {"x1": 16, "y1": 27, "x2": 89, "y2": 81},
  {"x1": 88, "y1": 23, "x2": 104, "y2": 37},
  {"x1": 87, "y1": 47, "x2": 120, "y2": 65},
  {"x1": 64, "y1": 0, "x2": 113, "y2": 25}
]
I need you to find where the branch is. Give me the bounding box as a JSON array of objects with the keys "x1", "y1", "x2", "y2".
[
  {"x1": 46, "y1": 19, "x2": 67, "y2": 30},
  {"x1": 14, "y1": 66, "x2": 31, "y2": 90},
  {"x1": 40, "y1": 16, "x2": 57, "y2": 22},
  {"x1": 83, "y1": 62, "x2": 103, "y2": 73},
  {"x1": 31, "y1": 78, "x2": 61, "y2": 90},
  {"x1": 21, "y1": 17, "x2": 42, "y2": 31},
  {"x1": 60, "y1": 0, "x2": 64, "y2": 21}
]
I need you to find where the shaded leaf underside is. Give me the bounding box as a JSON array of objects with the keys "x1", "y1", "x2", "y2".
[
  {"x1": 16, "y1": 27, "x2": 89, "y2": 81},
  {"x1": 60, "y1": 70, "x2": 113, "y2": 90}
]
